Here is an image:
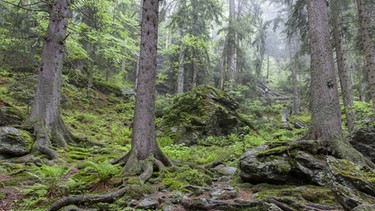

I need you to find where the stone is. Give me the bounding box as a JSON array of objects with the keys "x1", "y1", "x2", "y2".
[
  {"x1": 239, "y1": 145, "x2": 293, "y2": 184},
  {"x1": 326, "y1": 156, "x2": 375, "y2": 210},
  {"x1": 137, "y1": 198, "x2": 159, "y2": 209},
  {"x1": 60, "y1": 205, "x2": 97, "y2": 211},
  {"x1": 239, "y1": 140, "x2": 328, "y2": 185},
  {"x1": 352, "y1": 204, "x2": 375, "y2": 211},
  {"x1": 0, "y1": 127, "x2": 34, "y2": 159},
  {"x1": 0, "y1": 101, "x2": 24, "y2": 126},
  {"x1": 158, "y1": 85, "x2": 252, "y2": 145},
  {"x1": 210, "y1": 188, "x2": 238, "y2": 200},
  {"x1": 211, "y1": 164, "x2": 237, "y2": 175},
  {"x1": 350, "y1": 128, "x2": 375, "y2": 163}
]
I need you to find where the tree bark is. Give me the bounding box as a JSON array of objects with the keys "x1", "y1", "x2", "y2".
[
  {"x1": 177, "y1": 24, "x2": 185, "y2": 94},
  {"x1": 115, "y1": 0, "x2": 171, "y2": 178},
  {"x1": 306, "y1": 0, "x2": 369, "y2": 166},
  {"x1": 227, "y1": 0, "x2": 237, "y2": 82},
  {"x1": 24, "y1": 0, "x2": 75, "y2": 160},
  {"x1": 356, "y1": 0, "x2": 375, "y2": 112},
  {"x1": 332, "y1": 0, "x2": 356, "y2": 134}
]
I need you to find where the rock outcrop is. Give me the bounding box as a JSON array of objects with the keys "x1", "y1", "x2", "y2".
[
  {"x1": 0, "y1": 127, "x2": 33, "y2": 159},
  {"x1": 239, "y1": 140, "x2": 375, "y2": 210},
  {"x1": 350, "y1": 127, "x2": 375, "y2": 163},
  {"x1": 0, "y1": 101, "x2": 24, "y2": 126},
  {"x1": 158, "y1": 85, "x2": 252, "y2": 145}
]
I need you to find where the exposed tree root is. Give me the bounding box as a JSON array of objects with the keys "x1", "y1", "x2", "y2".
[
  {"x1": 23, "y1": 117, "x2": 77, "y2": 160},
  {"x1": 47, "y1": 186, "x2": 129, "y2": 211},
  {"x1": 121, "y1": 153, "x2": 169, "y2": 184},
  {"x1": 295, "y1": 130, "x2": 375, "y2": 168}
]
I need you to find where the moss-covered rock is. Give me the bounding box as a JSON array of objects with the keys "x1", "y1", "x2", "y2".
[
  {"x1": 0, "y1": 101, "x2": 24, "y2": 126},
  {"x1": 239, "y1": 140, "x2": 375, "y2": 210},
  {"x1": 158, "y1": 85, "x2": 252, "y2": 145},
  {"x1": 239, "y1": 140, "x2": 327, "y2": 185},
  {"x1": 0, "y1": 127, "x2": 33, "y2": 159},
  {"x1": 350, "y1": 127, "x2": 375, "y2": 163},
  {"x1": 326, "y1": 156, "x2": 375, "y2": 210}
]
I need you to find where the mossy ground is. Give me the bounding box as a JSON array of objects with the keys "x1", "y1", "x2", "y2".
[{"x1": 0, "y1": 69, "x2": 341, "y2": 210}]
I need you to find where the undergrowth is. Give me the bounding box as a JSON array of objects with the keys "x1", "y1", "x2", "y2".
[{"x1": 1, "y1": 69, "x2": 365, "y2": 210}]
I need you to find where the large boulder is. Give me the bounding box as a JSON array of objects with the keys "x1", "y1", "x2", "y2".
[
  {"x1": 326, "y1": 156, "x2": 375, "y2": 210},
  {"x1": 158, "y1": 85, "x2": 252, "y2": 145},
  {"x1": 350, "y1": 128, "x2": 375, "y2": 163},
  {"x1": 0, "y1": 127, "x2": 34, "y2": 159},
  {"x1": 0, "y1": 101, "x2": 24, "y2": 126},
  {"x1": 239, "y1": 140, "x2": 327, "y2": 185},
  {"x1": 239, "y1": 140, "x2": 375, "y2": 210}
]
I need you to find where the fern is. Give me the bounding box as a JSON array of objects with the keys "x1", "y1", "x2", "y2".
[{"x1": 80, "y1": 160, "x2": 120, "y2": 182}]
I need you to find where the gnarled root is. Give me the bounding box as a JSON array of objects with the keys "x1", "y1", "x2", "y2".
[
  {"x1": 23, "y1": 117, "x2": 77, "y2": 160},
  {"x1": 47, "y1": 186, "x2": 129, "y2": 211},
  {"x1": 117, "y1": 149, "x2": 172, "y2": 184}
]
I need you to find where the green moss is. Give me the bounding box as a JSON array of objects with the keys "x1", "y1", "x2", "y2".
[
  {"x1": 256, "y1": 145, "x2": 288, "y2": 158},
  {"x1": 250, "y1": 184, "x2": 338, "y2": 206},
  {"x1": 328, "y1": 157, "x2": 375, "y2": 187},
  {"x1": 20, "y1": 130, "x2": 34, "y2": 152}
]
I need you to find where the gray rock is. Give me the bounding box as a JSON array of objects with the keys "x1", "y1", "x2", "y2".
[
  {"x1": 210, "y1": 188, "x2": 238, "y2": 200},
  {"x1": 239, "y1": 145, "x2": 292, "y2": 184},
  {"x1": 0, "y1": 127, "x2": 33, "y2": 158},
  {"x1": 326, "y1": 156, "x2": 375, "y2": 210},
  {"x1": 60, "y1": 205, "x2": 97, "y2": 211},
  {"x1": 137, "y1": 198, "x2": 159, "y2": 209},
  {"x1": 239, "y1": 141, "x2": 328, "y2": 185},
  {"x1": 352, "y1": 204, "x2": 375, "y2": 211},
  {"x1": 0, "y1": 101, "x2": 24, "y2": 126},
  {"x1": 350, "y1": 128, "x2": 375, "y2": 163},
  {"x1": 212, "y1": 164, "x2": 237, "y2": 175}
]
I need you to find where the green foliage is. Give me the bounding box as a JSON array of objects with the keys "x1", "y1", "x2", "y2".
[
  {"x1": 353, "y1": 101, "x2": 375, "y2": 127},
  {"x1": 80, "y1": 160, "x2": 121, "y2": 182},
  {"x1": 157, "y1": 136, "x2": 174, "y2": 147},
  {"x1": 110, "y1": 122, "x2": 132, "y2": 146},
  {"x1": 159, "y1": 165, "x2": 212, "y2": 191},
  {"x1": 20, "y1": 163, "x2": 72, "y2": 209}
]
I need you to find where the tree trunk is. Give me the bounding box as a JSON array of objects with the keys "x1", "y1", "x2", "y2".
[
  {"x1": 177, "y1": 24, "x2": 185, "y2": 94},
  {"x1": 114, "y1": 0, "x2": 171, "y2": 180},
  {"x1": 306, "y1": 0, "x2": 369, "y2": 166},
  {"x1": 356, "y1": 0, "x2": 375, "y2": 112},
  {"x1": 357, "y1": 59, "x2": 368, "y2": 101},
  {"x1": 292, "y1": 67, "x2": 300, "y2": 115},
  {"x1": 24, "y1": 0, "x2": 76, "y2": 160},
  {"x1": 219, "y1": 51, "x2": 225, "y2": 90},
  {"x1": 227, "y1": 0, "x2": 237, "y2": 83},
  {"x1": 332, "y1": 0, "x2": 356, "y2": 134},
  {"x1": 191, "y1": 52, "x2": 198, "y2": 89}
]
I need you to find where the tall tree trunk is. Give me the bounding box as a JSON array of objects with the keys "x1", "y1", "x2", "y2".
[
  {"x1": 219, "y1": 51, "x2": 225, "y2": 90},
  {"x1": 306, "y1": 0, "x2": 368, "y2": 165},
  {"x1": 134, "y1": 0, "x2": 144, "y2": 89},
  {"x1": 266, "y1": 54, "x2": 270, "y2": 80},
  {"x1": 191, "y1": 51, "x2": 198, "y2": 89},
  {"x1": 332, "y1": 0, "x2": 356, "y2": 134},
  {"x1": 177, "y1": 24, "x2": 185, "y2": 94},
  {"x1": 359, "y1": 60, "x2": 368, "y2": 102},
  {"x1": 356, "y1": 0, "x2": 375, "y2": 112},
  {"x1": 24, "y1": 0, "x2": 75, "y2": 160},
  {"x1": 291, "y1": 67, "x2": 300, "y2": 115},
  {"x1": 227, "y1": 0, "x2": 237, "y2": 83},
  {"x1": 114, "y1": 0, "x2": 171, "y2": 181}
]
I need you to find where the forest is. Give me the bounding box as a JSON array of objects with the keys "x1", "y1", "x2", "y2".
[{"x1": 0, "y1": 0, "x2": 375, "y2": 210}]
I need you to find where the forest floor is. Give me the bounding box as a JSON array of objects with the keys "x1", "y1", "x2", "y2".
[{"x1": 0, "y1": 69, "x2": 343, "y2": 210}]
